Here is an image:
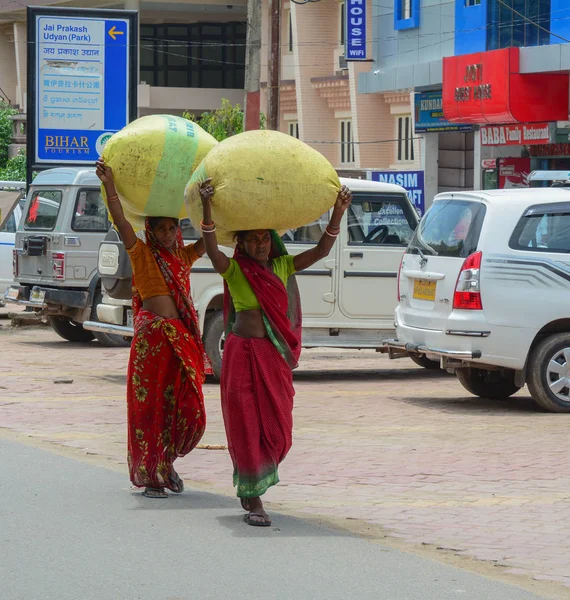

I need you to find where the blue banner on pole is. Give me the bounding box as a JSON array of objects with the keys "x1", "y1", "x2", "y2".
[
  {"x1": 371, "y1": 171, "x2": 425, "y2": 216},
  {"x1": 345, "y1": 0, "x2": 366, "y2": 61},
  {"x1": 33, "y1": 12, "x2": 132, "y2": 164},
  {"x1": 414, "y1": 91, "x2": 472, "y2": 133}
]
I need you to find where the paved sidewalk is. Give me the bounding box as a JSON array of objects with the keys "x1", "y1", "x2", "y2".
[{"x1": 1, "y1": 318, "x2": 569, "y2": 598}]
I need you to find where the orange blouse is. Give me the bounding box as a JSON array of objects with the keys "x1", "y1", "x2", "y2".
[{"x1": 126, "y1": 238, "x2": 201, "y2": 301}]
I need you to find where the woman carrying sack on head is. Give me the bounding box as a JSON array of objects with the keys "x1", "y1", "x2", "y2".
[
  {"x1": 198, "y1": 178, "x2": 352, "y2": 526},
  {"x1": 97, "y1": 159, "x2": 208, "y2": 499}
]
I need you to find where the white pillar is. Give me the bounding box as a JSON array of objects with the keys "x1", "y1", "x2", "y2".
[
  {"x1": 124, "y1": 0, "x2": 140, "y2": 115},
  {"x1": 473, "y1": 127, "x2": 483, "y2": 191},
  {"x1": 422, "y1": 132, "x2": 438, "y2": 210},
  {"x1": 13, "y1": 23, "x2": 26, "y2": 111}
]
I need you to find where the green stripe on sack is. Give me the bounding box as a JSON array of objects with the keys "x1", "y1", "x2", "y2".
[{"x1": 145, "y1": 116, "x2": 201, "y2": 217}]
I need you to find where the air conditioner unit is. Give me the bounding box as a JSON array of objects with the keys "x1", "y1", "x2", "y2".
[{"x1": 339, "y1": 55, "x2": 348, "y2": 70}]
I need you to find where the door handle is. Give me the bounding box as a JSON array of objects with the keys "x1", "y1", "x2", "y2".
[{"x1": 350, "y1": 252, "x2": 363, "y2": 259}]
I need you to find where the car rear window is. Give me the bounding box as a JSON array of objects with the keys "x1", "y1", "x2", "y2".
[
  {"x1": 1, "y1": 211, "x2": 17, "y2": 233},
  {"x1": 72, "y1": 189, "x2": 110, "y2": 232},
  {"x1": 509, "y1": 202, "x2": 570, "y2": 253},
  {"x1": 408, "y1": 199, "x2": 486, "y2": 258},
  {"x1": 24, "y1": 190, "x2": 63, "y2": 230}
]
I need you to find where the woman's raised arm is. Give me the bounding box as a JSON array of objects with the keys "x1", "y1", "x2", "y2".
[
  {"x1": 199, "y1": 179, "x2": 231, "y2": 274},
  {"x1": 293, "y1": 186, "x2": 352, "y2": 273},
  {"x1": 96, "y1": 159, "x2": 137, "y2": 250}
]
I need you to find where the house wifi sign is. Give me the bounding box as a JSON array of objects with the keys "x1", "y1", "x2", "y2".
[{"x1": 345, "y1": 0, "x2": 366, "y2": 61}]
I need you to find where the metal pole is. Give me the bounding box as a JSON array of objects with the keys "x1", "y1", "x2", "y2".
[
  {"x1": 244, "y1": 0, "x2": 261, "y2": 131},
  {"x1": 267, "y1": 0, "x2": 281, "y2": 131}
]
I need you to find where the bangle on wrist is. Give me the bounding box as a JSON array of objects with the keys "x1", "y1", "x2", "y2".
[
  {"x1": 107, "y1": 194, "x2": 119, "y2": 203},
  {"x1": 200, "y1": 220, "x2": 216, "y2": 233}
]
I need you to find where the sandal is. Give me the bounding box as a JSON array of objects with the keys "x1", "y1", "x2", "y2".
[
  {"x1": 169, "y1": 471, "x2": 184, "y2": 494},
  {"x1": 142, "y1": 487, "x2": 168, "y2": 499},
  {"x1": 243, "y1": 512, "x2": 272, "y2": 527}
]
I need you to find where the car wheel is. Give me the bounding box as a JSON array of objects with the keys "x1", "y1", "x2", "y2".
[
  {"x1": 49, "y1": 316, "x2": 95, "y2": 343},
  {"x1": 410, "y1": 354, "x2": 441, "y2": 370},
  {"x1": 456, "y1": 367, "x2": 521, "y2": 399},
  {"x1": 527, "y1": 333, "x2": 570, "y2": 413},
  {"x1": 203, "y1": 310, "x2": 225, "y2": 379},
  {"x1": 90, "y1": 290, "x2": 131, "y2": 348}
]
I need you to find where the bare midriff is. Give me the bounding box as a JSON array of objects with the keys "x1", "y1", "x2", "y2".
[
  {"x1": 233, "y1": 309, "x2": 267, "y2": 338},
  {"x1": 142, "y1": 295, "x2": 180, "y2": 319}
]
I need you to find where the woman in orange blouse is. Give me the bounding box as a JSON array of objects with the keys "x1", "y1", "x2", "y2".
[{"x1": 97, "y1": 159, "x2": 208, "y2": 499}]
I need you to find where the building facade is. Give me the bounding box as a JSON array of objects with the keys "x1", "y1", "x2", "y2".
[
  {"x1": 360, "y1": 0, "x2": 570, "y2": 208},
  {"x1": 258, "y1": 0, "x2": 425, "y2": 211}
]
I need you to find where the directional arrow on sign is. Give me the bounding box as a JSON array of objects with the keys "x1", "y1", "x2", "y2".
[{"x1": 108, "y1": 26, "x2": 124, "y2": 40}]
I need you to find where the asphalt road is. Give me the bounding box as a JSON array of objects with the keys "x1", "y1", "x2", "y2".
[{"x1": 0, "y1": 439, "x2": 548, "y2": 600}]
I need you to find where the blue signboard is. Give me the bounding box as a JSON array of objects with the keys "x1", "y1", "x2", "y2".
[
  {"x1": 345, "y1": 0, "x2": 367, "y2": 61},
  {"x1": 414, "y1": 91, "x2": 473, "y2": 133},
  {"x1": 28, "y1": 7, "x2": 137, "y2": 168},
  {"x1": 371, "y1": 171, "x2": 425, "y2": 216}
]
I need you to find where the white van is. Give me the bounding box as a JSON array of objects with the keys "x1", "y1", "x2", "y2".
[{"x1": 85, "y1": 178, "x2": 420, "y2": 376}]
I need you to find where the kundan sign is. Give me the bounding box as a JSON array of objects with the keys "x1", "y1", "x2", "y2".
[
  {"x1": 442, "y1": 48, "x2": 569, "y2": 124},
  {"x1": 480, "y1": 123, "x2": 553, "y2": 146}
]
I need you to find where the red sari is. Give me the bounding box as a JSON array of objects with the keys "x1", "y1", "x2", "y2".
[
  {"x1": 126, "y1": 220, "x2": 207, "y2": 490},
  {"x1": 221, "y1": 232, "x2": 302, "y2": 498}
]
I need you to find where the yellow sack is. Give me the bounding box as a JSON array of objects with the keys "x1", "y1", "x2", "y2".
[
  {"x1": 185, "y1": 130, "x2": 340, "y2": 246},
  {"x1": 102, "y1": 115, "x2": 218, "y2": 231}
]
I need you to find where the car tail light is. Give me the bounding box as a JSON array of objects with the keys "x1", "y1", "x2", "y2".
[
  {"x1": 397, "y1": 254, "x2": 405, "y2": 301},
  {"x1": 12, "y1": 249, "x2": 18, "y2": 277},
  {"x1": 453, "y1": 251, "x2": 482, "y2": 310},
  {"x1": 52, "y1": 252, "x2": 65, "y2": 280}
]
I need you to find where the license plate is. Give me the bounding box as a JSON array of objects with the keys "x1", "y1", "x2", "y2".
[
  {"x1": 5, "y1": 287, "x2": 19, "y2": 300},
  {"x1": 126, "y1": 309, "x2": 133, "y2": 328},
  {"x1": 413, "y1": 279, "x2": 436, "y2": 301},
  {"x1": 30, "y1": 289, "x2": 46, "y2": 304}
]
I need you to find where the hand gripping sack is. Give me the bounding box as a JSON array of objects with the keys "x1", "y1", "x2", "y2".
[
  {"x1": 185, "y1": 129, "x2": 340, "y2": 246},
  {"x1": 101, "y1": 115, "x2": 218, "y2": 231}
]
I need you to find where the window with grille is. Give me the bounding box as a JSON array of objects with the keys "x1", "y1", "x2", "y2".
[
  {"x1": 396, "y1": 116, "x2": 414, "y2": 163},
  {"x1": 288, "y1": 121, "x2": 299, "y2": 139},
  {"x1": 465, "y1": 0, "x2": 481, "y2": 5},
  {"x1": 140, "y1": 22, "x2": 246, "y2": 89},
  {"x1": 340, "y1": 120, "x2": 355, "y2": 164}
]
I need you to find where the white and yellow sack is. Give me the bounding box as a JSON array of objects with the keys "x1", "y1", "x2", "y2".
[
  {"x1": 185, "y1": 130, "x2": 340, "y2": 246},
  {"x1": 102, "y1": 115, "x2": 218, "y2": 230}
]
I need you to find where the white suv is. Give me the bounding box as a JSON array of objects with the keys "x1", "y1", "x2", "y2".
[{"x1": 383, "y1": 185, "x2": 570, "y2": 413}]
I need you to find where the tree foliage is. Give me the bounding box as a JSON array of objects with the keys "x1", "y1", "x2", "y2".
[
  {"x1": 184, "y1": 98, "x2": 265, "y2": 142},
  {"x1": 0, "y1": 101, "x2": 18, "y2": 170},
  {"x1": 0, "y1": 150, "x2": 26, "y2": 182}
]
